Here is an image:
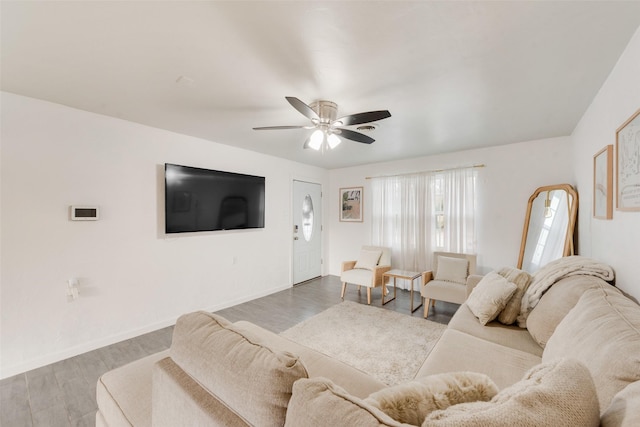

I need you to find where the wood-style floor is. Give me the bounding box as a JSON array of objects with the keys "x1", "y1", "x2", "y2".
[{"x1": 0, "y1": 275, "x2": 457, "y2": 427}]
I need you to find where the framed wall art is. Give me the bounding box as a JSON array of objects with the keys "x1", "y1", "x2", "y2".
[
  {"x1": 340, "y1": 187, "x2": 363, "y2": 222},
  {"x1": 593, "y1": 145, "x2": 613, "y2": 219},
  {"x1": 616, "y1": 108, "x2": 640, "y2": 211}
]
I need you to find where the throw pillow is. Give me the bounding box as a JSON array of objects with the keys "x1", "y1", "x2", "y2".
[
  {"x1": 496, "y1": 267, "x2": 532, "y2": 325},
  {"x1": 365, "y1": 372, "x2": 498, "y2": 426},
  {"x1": 423, "y1": 358, "x2": 600, "y2": 427},
  {"x1": 284, "y1": 377, "x2": 405, "y2": 427},
  {"x1": 543, "y1": 285, "x2": 640, "y2": 412},
  {"x1": 355, "y1": 249, "x2": 383, "y2": 271},
  {"x1": 466, "y1": 272, "x2": 518, "y2": 325},
  {"x1": 434, "y1": 256, "x2": 469, "y2": 285}
]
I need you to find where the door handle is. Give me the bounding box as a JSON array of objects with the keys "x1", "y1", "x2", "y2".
[{"x1": 294, "y1": 237, "x2": 299, "y2": 240}]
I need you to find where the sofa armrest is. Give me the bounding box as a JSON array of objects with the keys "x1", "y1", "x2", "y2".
[
  {"x1": 372, "y1": 265, "x2": 391, "y2": 286},
  {"x1": 341, "y1": 260, "x2": 357, "y2": 272},
  {"x1": 466, "y1": 274, "x2": 484, "y2": 296}
]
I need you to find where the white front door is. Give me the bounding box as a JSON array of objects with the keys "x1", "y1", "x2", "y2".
[{"x1": 292, "y1": 180, "x2": 322, "y2": 284}]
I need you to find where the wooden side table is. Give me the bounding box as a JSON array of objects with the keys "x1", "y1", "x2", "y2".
[{"x1": 382, "y1": 269, "x2": 423, "y2": 313}]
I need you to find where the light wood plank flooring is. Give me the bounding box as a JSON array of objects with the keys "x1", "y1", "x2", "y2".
[{"x1": 0, "y1": 275, "x2": 457, "y2": 427}]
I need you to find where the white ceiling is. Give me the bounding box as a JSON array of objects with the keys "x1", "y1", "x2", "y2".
[{"x1": 2, "y1": 1, "x2": 640, "y2": 169}]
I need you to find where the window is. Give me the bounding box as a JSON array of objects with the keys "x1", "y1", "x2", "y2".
[{"x1": 371, "y1": 168, "x2": 477, "y2": 276}]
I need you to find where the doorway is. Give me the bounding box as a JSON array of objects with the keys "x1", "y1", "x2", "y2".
[{"x1": 292, "y1": 180, "x2": 322, "y2": 284}]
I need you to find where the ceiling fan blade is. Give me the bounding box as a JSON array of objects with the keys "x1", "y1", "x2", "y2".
[
  {"x1": 253, "y1": 125, "x2": 307, "y2": 130},
  {"x1": 335, "y1": 128, "x2": 375, "y2": 144},
  {"x1": 286, "y1": 96, "x2": 319, "y2": 121},
  {"x1": 335, "y1": 110, "x2": 391, "y2": 126}
]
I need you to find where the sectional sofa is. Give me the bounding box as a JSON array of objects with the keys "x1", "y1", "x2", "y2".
[{"x1": 96, "y1": 261, "x2": 640, "y2": 426}]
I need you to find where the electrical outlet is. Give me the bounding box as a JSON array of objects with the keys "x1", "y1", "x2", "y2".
[{"x1": 67, "y1": 278, "x2": 79, "y2": 300}]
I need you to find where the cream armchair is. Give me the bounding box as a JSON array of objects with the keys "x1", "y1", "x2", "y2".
[
  {"x1": 340, "y1": 246, "x2": 392, "y2": 305},
  {"x1": 420, "y1": 251, "x2": 482, "y2": 318}
]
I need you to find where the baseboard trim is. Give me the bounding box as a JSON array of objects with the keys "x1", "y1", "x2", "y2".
[{"x1": 0, "y1": 283, "x2": 292, "y2": 379}]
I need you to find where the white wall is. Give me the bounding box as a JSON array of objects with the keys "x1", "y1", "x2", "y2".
[
  {"x1": 328, "y1": 137, "x2": 574, "y2": 276},
  {"x1": 572, "y1": 26, "x2": 640, "y2": 301},
  {"x1": 0, "y1": 92, "x2": 329, "y2": 378}
]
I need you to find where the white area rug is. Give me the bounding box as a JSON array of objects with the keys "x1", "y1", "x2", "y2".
[{"x1": 280, "y1": 301, "x2": 446, "y2": 385}]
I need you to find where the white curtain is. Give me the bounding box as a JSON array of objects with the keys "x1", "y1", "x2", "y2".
[
  {"x1": 371, "y1": 168, "x2": 477, "y2": 289},
  {"x1": 438, "y1": 168, "x2": 477, "y2": 254}
]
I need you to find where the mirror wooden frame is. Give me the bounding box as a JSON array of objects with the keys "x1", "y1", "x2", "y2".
[{"x1": 517, "y1": 184, "x2": 578, "y2": 270}]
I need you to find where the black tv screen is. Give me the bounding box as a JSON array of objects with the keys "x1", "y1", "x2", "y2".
[{"x1": 164, "y1": 163, "x2": 265, "y2": 233}]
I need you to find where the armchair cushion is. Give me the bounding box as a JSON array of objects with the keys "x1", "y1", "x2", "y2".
[
  {"x1": 466, "y1": 272, "x2": 517, "y2": 325},
  {"x1": 341, "y1": 268, "x2": 378, "y2": 288},
  {"x1": 434, "y1": 256, "x2": 469, "y2": 285},
  {"x1": 355, "y1": 249, "x2": 383, "y2": 271}
]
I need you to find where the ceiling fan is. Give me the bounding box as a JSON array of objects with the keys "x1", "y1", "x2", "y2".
[{"x1": 253, "y1": 97, "x2": 391, "y2": 150}]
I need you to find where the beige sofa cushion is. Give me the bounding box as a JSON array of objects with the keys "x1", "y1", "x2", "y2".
[
  {"x1": 233, "y1": 320, "x2": 386, "y2": 398},
  {"x1": 526, "y1": 275, "x2": 607, "y2": 347},
  {"x1": 424, "y1": 358, "x2": 600, "y2": 427},
  {"x1": 96, "y1": 350, "x2": 169, "y2": 427},
  {"x1": 152, "y1": 357, "x2": 248, "y2": 427},
  {"x1": 417, "y1": 329, "x2": 541, "y2": 390},
  {"x1": 434, "y1": 256, "x2": 469, "y2": 285},
  {"x1": 170, "y1": 311, "x2": 308, "y2": 426},
  {"x1": 448, "y1": 304, "x2": 543, "y2": 357},
  {"x1": 466, "y1": 272, "x2": 517, "y2": 325},
  {"x1": 543, "y1": 286, "x2": 640, "y2": 412},
  {"x1": 496, "y1": 267, "x2": 531, "y2": 325},
  {"x1": 601, "y1": 381, "x2": 640, "y2": 427},
  {"x1": 285, "y1": 377, "x2": 407, "y2": 427},
  {"x1": 365, "y1": 372, "x2": 498, "y2": 426}
]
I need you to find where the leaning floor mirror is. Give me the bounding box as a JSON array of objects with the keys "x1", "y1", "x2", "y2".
[{"x1": 517, "y1": 184, "x2": 578, "y2": 273}]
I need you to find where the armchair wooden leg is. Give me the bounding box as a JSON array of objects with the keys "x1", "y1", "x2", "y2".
[
  {"x1": 367, "y1": 288, "x2": 372, "y2": 305},
  {"x1": 431, "y1": 299, "x2": 436, "y2": 307},
  {"x1": 424, "y1": 299, "x2": 430, "y2": 318},
  {"x1": 341, "y1": 282, "x2": 347, "y2": 299}
]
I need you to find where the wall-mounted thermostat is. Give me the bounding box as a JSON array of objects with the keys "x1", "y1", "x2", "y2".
[{"x1": 70, "y1": 206, "x2": 100, "y2": 221}]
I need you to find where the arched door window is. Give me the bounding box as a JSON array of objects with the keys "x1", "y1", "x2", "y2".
[{"x1": 302, "y1": 195, "x2": 314, "y2": 241}]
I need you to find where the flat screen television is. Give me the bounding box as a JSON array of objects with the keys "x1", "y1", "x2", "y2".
[{"x1": 164, "y1": 163, "x2": 265, "y2": 233}]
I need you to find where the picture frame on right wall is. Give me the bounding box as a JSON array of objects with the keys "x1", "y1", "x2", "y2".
[
  {"x1": 616, "y1": 107, "x2": 640, "y2": 211},
  {"x1": 594, "y1": 145, "x2": 613, "y2": 219}
]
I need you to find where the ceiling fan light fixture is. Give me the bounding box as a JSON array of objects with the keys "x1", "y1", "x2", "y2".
[
  {"x1": 255, "y1": 97, "x2": 391, "y2": 151},
  {"x1": 309, "y1": 129, "x2": 324, "y2": 150},
  {"x1": 327, "y1": 133, "x2": 341, "y2": 149}
]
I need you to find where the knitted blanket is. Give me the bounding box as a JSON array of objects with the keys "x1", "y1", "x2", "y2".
[{"x1": 517, "y1": 256, "x2": 614, "y2": 327}]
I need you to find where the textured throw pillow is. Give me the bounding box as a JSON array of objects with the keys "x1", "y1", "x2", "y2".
[
  {"x1": 285, "y1": 377, "x2": 404, "y2": 427},
  {"x1": 170, "y1": 311, "x2": 308, "y2": 426},
  {"x1": 355, "y1": 249, "x2": 383, "y2": 271},
  {"x1": 466, "y1": 272, "x2": 518, "y2": 325},
  {"x1": 434, "y1": 256, "x2": 469, "y2": 285},
  {"x1": 365, "y1": 372, "x2": 498, "y2": 426},
  {"x1": 496, "y1": 267, "x2": 532, "y2": 325},
  {"x1": 423, "y1": 358, "x2": 600, "y2": 427},
  {"x1": 543, "y1": 285, "x2": 640, "y2": 412}
]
